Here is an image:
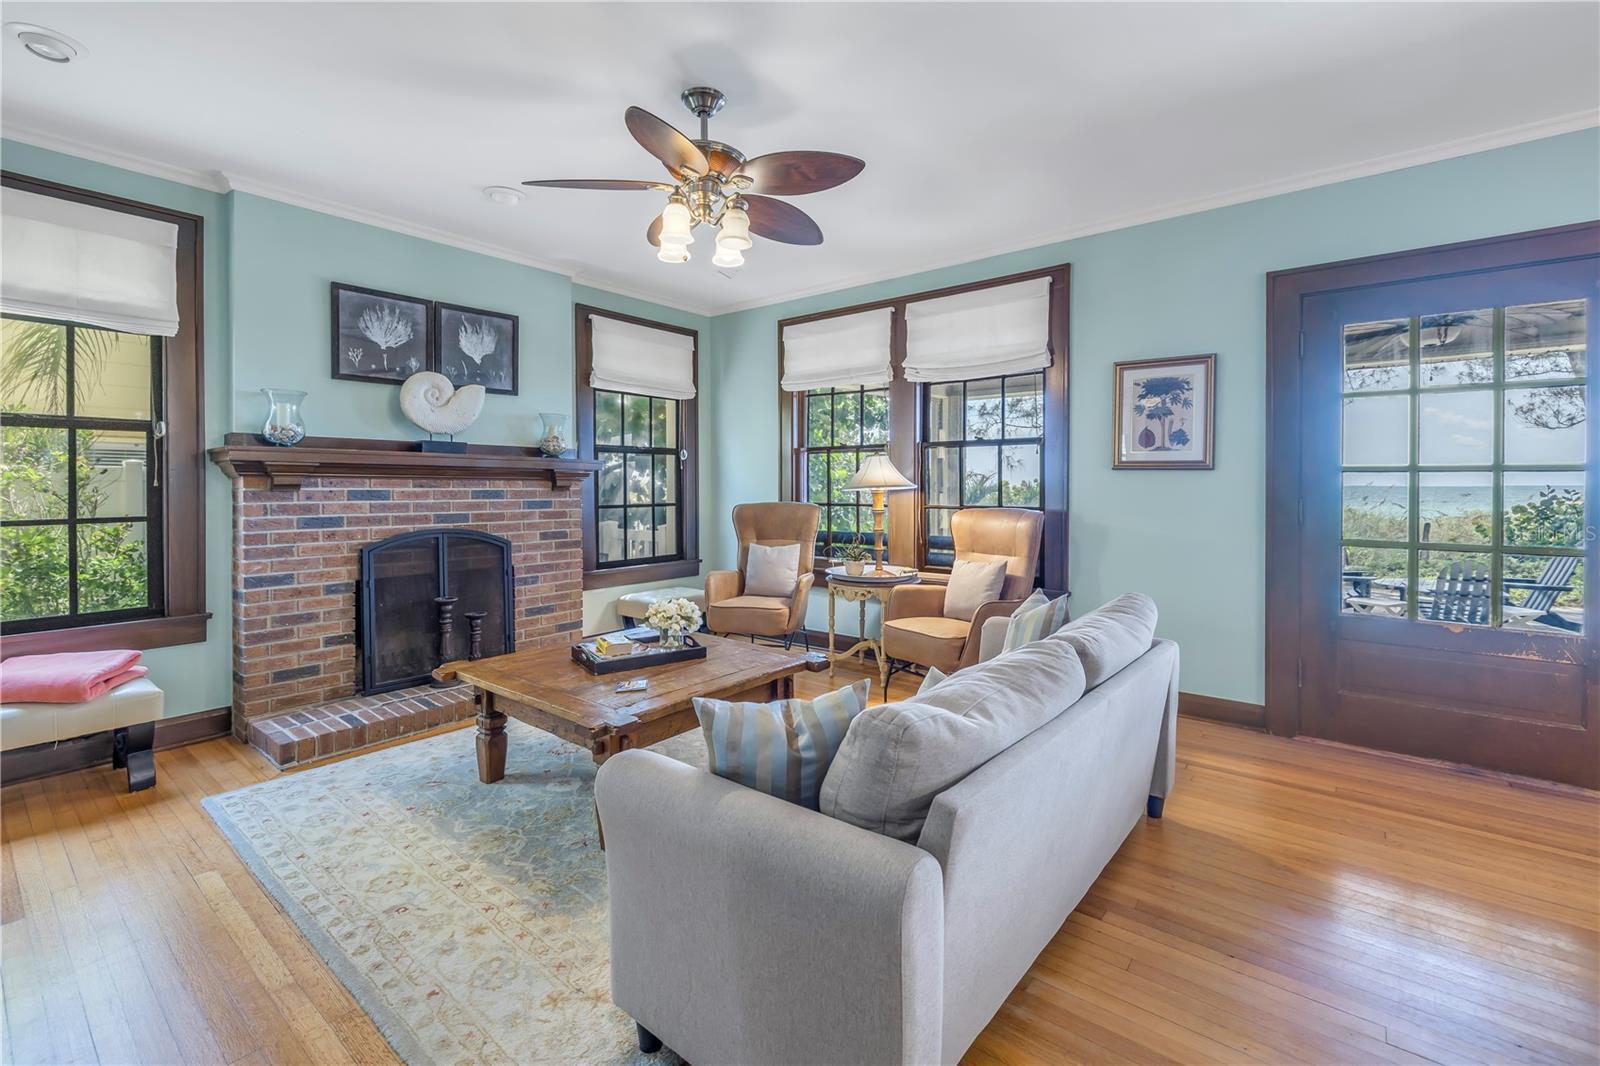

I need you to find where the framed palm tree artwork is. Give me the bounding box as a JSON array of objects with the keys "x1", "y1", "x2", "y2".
[{"x1": 1112, "y1": 353, "x2": 1216, "y2": 469}]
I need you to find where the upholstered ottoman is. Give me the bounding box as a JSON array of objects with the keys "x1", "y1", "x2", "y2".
[
  {"x1": 0, "y1": 677, "x2": 162, "y2": 791},
  {"x1": 615, "y1": 586, "x2": 707, "y2": 625}
]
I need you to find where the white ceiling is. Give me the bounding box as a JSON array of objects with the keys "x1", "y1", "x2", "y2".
[{"x1": 3, "y1": 3, "x2": 1596, "y2": 316}]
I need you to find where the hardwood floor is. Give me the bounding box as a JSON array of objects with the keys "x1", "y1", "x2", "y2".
[{"x1": 2, "y1": 664, "x2": 1596, "y2": 1065}]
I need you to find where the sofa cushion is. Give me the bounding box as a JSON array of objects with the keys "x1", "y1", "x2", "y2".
[
  {"x1": 1002, "y1": 589, "x2": 1071, "y2": 653},
  {"x1": 1051, "y1": 592, "x2": 1158, "y2": 688},
  {"x1": 694, "y1": 678, "x2": 871, "y2": 810},
  {"x1": 942, "y1": 557, "x2": 1009, "y2": 621},
  {"x1": 917, "y1": 667, "x2": 947, "y2": 695},
  {"x1": 820, "y1": 639, "x2": 1086, "y2": 841},
  {"x1": 744, "y1": 542, "x2": 800, "y2": 597}
]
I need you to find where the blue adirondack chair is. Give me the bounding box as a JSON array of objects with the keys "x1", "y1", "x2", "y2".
[{"x1": 1503, "y1": 555, "x2": 1580, "y2": 631}]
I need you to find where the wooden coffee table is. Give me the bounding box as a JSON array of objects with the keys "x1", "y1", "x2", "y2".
[{"x1": 434, "y1": 634, "x2": 819, "y2": 783}]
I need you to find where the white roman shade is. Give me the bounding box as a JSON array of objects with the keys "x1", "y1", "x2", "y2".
[
  {"x1": 589, "y1": 314, "x2": 696, "y2": 400},
  {"x1": 903, "y1": 276, "x2": 1052, "y2": 382},
  {"x1": 780, "y1": 307, "x2": 893, "y2": 392},
  {"x1": 1, "y1": 187, "x2": 180, "y2": 337}
]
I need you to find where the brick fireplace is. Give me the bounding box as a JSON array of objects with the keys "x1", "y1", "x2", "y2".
[{"x1": 211, "y1": 436, "x2": 598, "y2": 765}]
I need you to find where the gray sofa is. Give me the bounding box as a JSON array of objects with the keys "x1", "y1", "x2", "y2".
[{"x1": 595, "y1": 595, "x2": 1178, "y2": 1065}]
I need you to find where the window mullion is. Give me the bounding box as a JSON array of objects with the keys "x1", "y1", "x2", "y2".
[
  {"x1": 1490, "y1": 305, "x2": 1505, "y2": 628},
  {"x1": 1407, "y1": 316, "x2": 1420, "y2": 621},
  {"x1": 65, "y1": 324, "x2": 80, "y2": 618}
]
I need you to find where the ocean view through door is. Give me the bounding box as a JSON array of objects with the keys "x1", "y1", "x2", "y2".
[{"x1": 1269, "y1": 224, "x2": 1600, "y2": 787}]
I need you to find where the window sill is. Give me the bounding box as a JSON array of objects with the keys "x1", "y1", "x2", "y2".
[
  {"x1": 0, "y1": 612, "x2": 211, "y2": 657},
  {"x1": 583, "y1": 559, "x2": 701, "y2": 591}
]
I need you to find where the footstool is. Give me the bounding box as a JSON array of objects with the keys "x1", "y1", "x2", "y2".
[
  {"x1": 615, "y1": 586, "x2": 707, "y2": 625},
  {"x1": 0, "y1": 677, "x2": 162, "y2": 791}
]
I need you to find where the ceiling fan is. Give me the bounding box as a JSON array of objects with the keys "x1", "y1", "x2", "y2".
[{"x1": 524, "y1": 87, "x2": 865, "y2": 269}]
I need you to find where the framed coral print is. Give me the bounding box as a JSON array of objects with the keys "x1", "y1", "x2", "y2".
[
  {"x1": 435, "y1": 301, "x2": 518, "y2": 395},
  {"x1": 1112, "y1": 353, "x2": 1216, "y2": 469},
  {"x1": 331, "y1": 283, "x2": 431, "y2": 385}
]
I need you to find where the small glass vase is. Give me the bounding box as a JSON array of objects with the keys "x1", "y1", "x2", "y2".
[
  {"x1": 260, "y1": 387, "x2": 307, "y2": 447},
  {"x1": 659, "y1": 629, "x2": 685, "y2": 650},
  {"x1": 537, "y1": 412, "x2": 569, "y2": 457}
]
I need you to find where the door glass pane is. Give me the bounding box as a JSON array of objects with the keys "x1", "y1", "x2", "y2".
[
  {"x1": 623, "y1": 394, "x2": 651, "y2": 448},
  {"x1": 0, "y1": 318, "x2": 67, "y2": 414},
  {"x1": 1417, "y1": 549, "x2": 1494, "y2": 625},
  {"x1": 598, "y1": 454, "x2": 624, "y2": 506},
  {"x1": 1344, "y1": 319, "x2": 1410, "y2": 392},
  {"x1": 75, "y1": 329, "x2": 153, "y2": 419},
  {"x1": 1, "y1": 524, "x2": 70, "y2": 620},
  {"x1": 832, "y1": 390, "x2": 861, "y2": 445},
  {"x1": 625, "y1": 454, "x2": 652, "y2": 505},
  {"x1": 1418, "y1": 471, "x2": 1492, "y2": 545},
  {"x1": 1418, "y1": 310, "x2": 1493, "y2": 387},
  {"x1": 1504, "y1": 386, "x2": 1585, "y2": 464},
  {"x1": 1503, "y1": 554, "x2": 1582, "y2": 634},
  {"x1": 924, "y1": 445, "x2": 959, "y2": 507},
  {"x1": 965, "y1": 378, "x2": 1003, "y2": 440},
  {"x1": 862, "y1": 389, "x2": 889, "y2": 445},
  {"x1": 1342, "y1": 394, "x2": 1409, "y2": 466},
  {"x1": 807, "y1": 392, "x2": 832, "y2": 447},
  {"x1": 1506, "y1": 300, "x2": 1586, "y2": 381},
  {"x1": 77, "y1": 521, "x2": 148, "y2": 613},
  {"x1": 927, "y1": 383, "x2": 963, "y2": 441},
  {"x1": 1418, "y1": 390, "x2": 1493, "y2": 465},
  {"x1": 1004, "y1": 374, "x2": 1045, "y2": 437},
  {"x1": 78, "y1": 430, "x2": 148, "y2": 518},
  {"x1": 653, "y1": 455, "x2": 675, "y2": 503},
  {"x1": 1504, "y1": 471, "x2": 1584, "y2": 549},
  {"x1": 1000, "y1": 443, "x2": 1041, "y2": 507},
  {"x1": 651, "y1": 397, "x2": 676, "y2": 449},
  {"x1": 595, "y1": 391, "x2": 623, "y2": 446},
  {"x1": 1, "y1": 425, "x2": 69, "y2": 519},
  {"x1": 1342, "y1": 546, "x2": 1407, "y2": 615},
  {"x1": 963, "y1": 445, "x2": 1000, "y2": 505},
  {"x1": 1342, "y1": 472, "x2": 1408, "y2": 542},
  {"x1": 597, "y1": 506, "x2": 624, "y2": 562}
]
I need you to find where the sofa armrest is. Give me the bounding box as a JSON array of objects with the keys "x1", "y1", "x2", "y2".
[
  {"x1": 785, "y1": 571, "x2": 815, "y2": 632},
  {"x1": 596, "y1": 750, "x2": 945, "y2": 1066},
  {"x1": 704, "y1": 568, "x2": 742, "y2": 606},
  {"x1": 959, "y1": 598, "x2": 1024, "y2": 669},
  {"x1": 886, "y1": 583, "x2": 947, "y2": 621}
]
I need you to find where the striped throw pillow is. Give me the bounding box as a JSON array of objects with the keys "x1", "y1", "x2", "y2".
[
  {"x1": 1003, "y1": 589, "x2": 1071, "y2": 653},
  {"x1": 694, "y1": 678, "x2": 871, "y2": 809}
]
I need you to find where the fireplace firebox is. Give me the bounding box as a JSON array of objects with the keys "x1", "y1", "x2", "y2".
[{"x1": 358, "y1": 529, "x2": 514, "y2": 694}]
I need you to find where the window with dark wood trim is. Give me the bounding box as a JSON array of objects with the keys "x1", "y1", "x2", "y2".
[
  {"x1": 574, "y1": 305, "x2": 700, "y2": 590},
  {"x1": 0, "y1": 172, "x2": 207, "y2": 655},
  {"x1": 778, "y1": 264, "x2": 1071, "y2": 593}
]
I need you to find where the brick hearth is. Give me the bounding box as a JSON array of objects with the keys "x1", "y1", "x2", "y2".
[{"x1": 225, "y1": 471, "x2": 586, "y2": 760}]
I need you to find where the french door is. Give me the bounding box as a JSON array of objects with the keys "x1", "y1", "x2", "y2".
[{"x1": 1268, "y1": 224, "x2": 1600, "y2": 788}]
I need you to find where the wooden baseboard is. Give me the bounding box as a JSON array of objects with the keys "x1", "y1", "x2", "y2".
[
  {"x1": 1179, "y1": 692, "x2": 1267, "y2": 730},
  {"x1": 1, "y1": 705, "x2": 232, "y2": 786}
]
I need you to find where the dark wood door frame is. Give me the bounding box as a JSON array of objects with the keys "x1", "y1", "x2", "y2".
[{"x1": 1265, "y1": 220, "x2": 1600, "y2": 741}]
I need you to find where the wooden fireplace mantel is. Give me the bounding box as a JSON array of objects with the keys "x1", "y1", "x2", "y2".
[{"x1": 209, "y1": 434, "x2": 601, "y2": 490}]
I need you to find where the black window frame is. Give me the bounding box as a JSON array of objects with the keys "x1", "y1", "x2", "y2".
[
  {"x1": 592, "y1": 390, "x2": 685, "y2": 569},
  {"x1": 797, "y1": 384, "x2": 892, "y2": 557}
]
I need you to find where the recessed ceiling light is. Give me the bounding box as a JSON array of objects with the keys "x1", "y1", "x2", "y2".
[
  {"x1": 4, "y1": 22, "x2": 86, "y2": 64},
  {"x1": 483, "y1": 186, "x2": 525, "y2": 207}
]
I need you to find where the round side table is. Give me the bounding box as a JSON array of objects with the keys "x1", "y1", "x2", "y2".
[{"x1": 824, "y1": 568, "x2": 920, "y2": 697}]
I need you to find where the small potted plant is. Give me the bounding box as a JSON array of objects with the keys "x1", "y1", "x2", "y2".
[
  {"x1": 840, "y1": 542, "x2": 872, "y2": 577},
  {"x1": 645, "y1": 597, "x2": 702, "y2": 650}
]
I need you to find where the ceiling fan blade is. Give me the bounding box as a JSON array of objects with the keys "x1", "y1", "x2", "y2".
[
  {"x1": 738, "y1": 152, "x2": 865, "y2": 196},
  {"x1": 647, "y1": 214, "x2": 663, "y2": 248},
  {"x1": 521, "y1": 179, "x2": 674, "y2": 191},
  {"x1": 743, "y1": 195, "x2": 823, "y2": 246},
  {"x1": 625, "y1": 106, "x2": 709, "y2": 178}
]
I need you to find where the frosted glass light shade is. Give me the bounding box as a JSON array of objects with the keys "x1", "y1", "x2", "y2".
[
  {"x1": 712, "y1": 245, "x2": 745, "y2": 269},
  {"x1": 660, "y1": 199, "x2": 694, "y2": 246},
  {"x1": 717, "y1": 205, "x2": 752, "y2": 251},
  {"x1": 656, "y1": 242, "x2": 689, "y2": 264}
]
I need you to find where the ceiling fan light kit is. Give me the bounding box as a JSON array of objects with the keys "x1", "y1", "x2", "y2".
[{"x1": 525, "y1": 86, "x2": 864, "y2": 270}]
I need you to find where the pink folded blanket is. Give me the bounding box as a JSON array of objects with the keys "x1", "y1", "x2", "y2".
[{"x1": 0, "y1": 650, "x2": 148, "y2": 704}]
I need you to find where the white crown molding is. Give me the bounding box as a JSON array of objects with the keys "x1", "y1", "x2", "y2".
[
  {"x1": 9, "y1": 109, "x2": 1596, "y2": 321},
  {"x1": 701, "y1": 108, "x2": 1600, "y2": 317}
]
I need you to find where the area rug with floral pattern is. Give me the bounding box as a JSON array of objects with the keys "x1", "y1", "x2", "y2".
[{"x1": 204, "y1": 720, "x2": 707, "y2": 1066}]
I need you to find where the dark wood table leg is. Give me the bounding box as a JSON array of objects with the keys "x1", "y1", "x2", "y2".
[{"x1": 475, "y1": 689, "x2": 507, "y2": 783}]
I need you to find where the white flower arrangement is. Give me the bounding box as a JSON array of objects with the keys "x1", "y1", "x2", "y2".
[{"x1": 644, "y1": 597, "x2": 702, "y2": 642}]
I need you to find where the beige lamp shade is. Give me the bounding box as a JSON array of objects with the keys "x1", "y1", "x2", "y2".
[{"x1": 845, "y1": 453, "x2": 915, "y2": 493}]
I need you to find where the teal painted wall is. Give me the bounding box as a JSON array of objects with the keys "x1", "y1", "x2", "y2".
[
  {"x1": 706, "y1": 128, "x2": 1600, "y2": 704},
  {"x1": 0, "y1": 139, "x2": 709, "y2": 716}
]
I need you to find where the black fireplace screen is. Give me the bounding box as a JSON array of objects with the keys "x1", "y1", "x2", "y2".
[{"x1": 357, "y1": 529, "x2": 514, "y2": 694}]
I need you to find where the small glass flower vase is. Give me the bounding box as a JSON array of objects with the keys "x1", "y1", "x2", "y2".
[
  {"x1": 260, "y1": 387, "x2": 307, "y2": 447},
  {"x1": 537, "y1": 412, "x2": 569, "y2": 457},
  {"x1": 659, "y1": 629, "x2": 685, "y2": 650}
]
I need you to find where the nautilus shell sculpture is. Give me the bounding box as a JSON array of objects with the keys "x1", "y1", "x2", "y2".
[{"x1": 400, "y1": 372, "x2": 485, "y2": 436}]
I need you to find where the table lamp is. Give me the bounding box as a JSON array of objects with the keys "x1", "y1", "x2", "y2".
[{"x1": 844, "y1": 453, "x2": 916, "y2": 576}]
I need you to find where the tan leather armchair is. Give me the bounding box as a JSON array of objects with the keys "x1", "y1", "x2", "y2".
[
  {"x1": 705, "y1": 502, "x2": 821, "y2": 648},
  {"x1": 882, "y1": 508, "x2": 1045, "y2": 675}
]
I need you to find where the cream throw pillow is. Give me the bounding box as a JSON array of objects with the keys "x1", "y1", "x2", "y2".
[
  {"x1": 744, "y1": 542, "x2": 800, "y2": 597},
  {"x1": 1002, "y1": 589, "x2": 1071, "y2": 653},
  {"x1": 942, "y1": 557, "x2": 1009, "y2": 620}
]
